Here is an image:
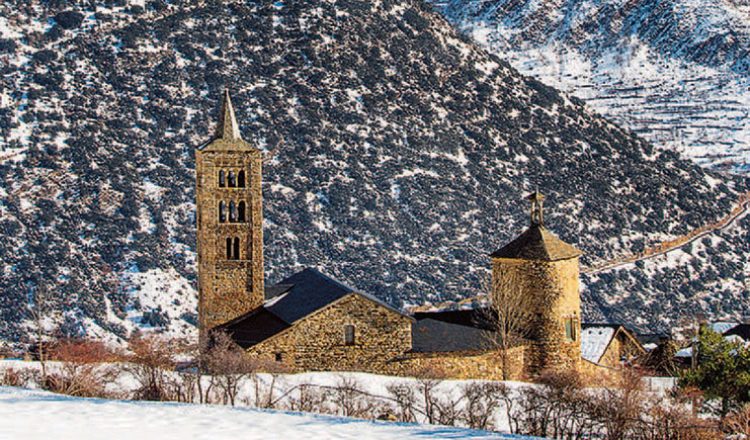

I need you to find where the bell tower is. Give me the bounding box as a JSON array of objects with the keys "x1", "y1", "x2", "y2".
[
  {"x1": 490, "y1": 192, "x2": 583, "y2": 375},
  {"x1": 196, "y1": 90, "x2": 264, "y2": 341}
]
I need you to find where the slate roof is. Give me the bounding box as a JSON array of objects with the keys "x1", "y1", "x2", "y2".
[
  {"x1": 198, "y1": 89, "x2": 256, "y2": 152},
  {"x1": 214, "y1": 268, "x2": 408, "y2": 348},
  {"x1": 412, "y1": 318, "x2": 498, "y2": 353},
  {"x1": 710, "y1": 321, "x2": 740, "y2": 335},
  {"x1": 412, "y1": 307, "x2": 496, "y2": 331},
  {"x1": 411, "y1": 308, "x2": 500, "y2": 353},
  {"x1": 581, "y1": 324, "x2": 617, "y2": 363},
  {"x1": 266, "y1": 268, "x2": 359, "y2": 323},
  {"x1": 490, "y1": 224, "x2": 583, "y2": 261},
  {"x1": 581, "y1": 323, "x2": 645, "y2": 364},
  {"x1": 214, "y1": 307, "x2": 290, "y2": 350},
  {"x1": 724, "y1": 324, "x2": 750, "y2": 341}
]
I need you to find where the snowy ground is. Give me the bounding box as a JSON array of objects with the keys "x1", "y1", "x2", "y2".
[
  {"x1": 0, "y1": 360, "x2": 679, "y2": 439},
  {"x1": 447, "y1": 8, "x2": 750, "y2": 174},
  {"x1": 0, "y1": 386, "x2": 532, "y2": 440}
]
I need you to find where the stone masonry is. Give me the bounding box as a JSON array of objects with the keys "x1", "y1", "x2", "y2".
[
  {"x1": 492, "y1": 257, "x2": 582, "y2": 374},
  {"x1": 248, "y1": 294, "x2": 413, "y2": 372}
]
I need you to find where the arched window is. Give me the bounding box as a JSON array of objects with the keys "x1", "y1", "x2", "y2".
[
  {"x1": 218, "y1": 201, "x2": 226, "y2": 223},
  {"x1": 229, "y1": 201, "x2": 237, "y2": 222},
  {"x1": 225, "y1": 237, "x2": 232, "y2": 259},
  {"x1": 238, "y1": 201, "x2": 246, "y2": 222},
  {"x1": 218, "y1": 170, "x2": 226, "y2": 188},
  {"x1": 228, "y1": 171, "x2": 236, "y2": 188},
  {"x1": 237, "y1": 170, "x2": 246, "y2": 188},
  {"x1": 233, "y1": 237, "x2": 240, "y2": 260}
]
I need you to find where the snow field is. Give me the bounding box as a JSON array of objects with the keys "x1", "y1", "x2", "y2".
[{"x1": 0, "y1": 386, "x2": 530, "y2": 440}]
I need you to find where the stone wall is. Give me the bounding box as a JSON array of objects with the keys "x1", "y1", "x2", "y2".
[
  {"x1": 385, "y1": 345, "x2": 528, "y2": 381},
  {"x1": 492, "y1": 257, "x2": 582, "y2": 375},
  {"x1": 246, "y1": 291, "x2": 529, "y2": 381},
  {"x1": 597, "y1": 328, "x2": 645, "y2": 369},
  {"x1": 580, "y1": 358, "x2": 621, "y2": 385},
  {"x1": 247, "y1": 294, "x2": 413, "y2": 372},
  {"x1": 196, "y1": 142, "x2": 265, "y2": 342}
]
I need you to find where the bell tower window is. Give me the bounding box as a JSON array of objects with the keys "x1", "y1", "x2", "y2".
[
  {"x1": 238, "y1": 170, "x2": 246, "y2": 188},
  {"x1": 219, "y1": 201, "x2": 226, "y2": 223},
  {"x1": 228, "y1": 171, "x2": 236, "y2": 188},
  {"x1": 229, "y1": 201, "x2": 237, "y2": 222},
  {"x1": 218, "y1": 170, "x2": 226, "y2": 188},
  {"x1": 238, "y1": 201, "x2": 246, "y2": 222},
  {"x1": 224, "y1": 237, "x2": 241, "y2": 260}
]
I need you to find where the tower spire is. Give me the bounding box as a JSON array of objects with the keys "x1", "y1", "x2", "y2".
[
  {"x1": 527, "y1": 191, "x2": 545, "y2": 226},
  {"x1": 216, "y1": 89, "x2": 242, "y2": 141}
]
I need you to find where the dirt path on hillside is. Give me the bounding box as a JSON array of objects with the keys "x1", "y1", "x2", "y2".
[{"x1": 583, "y1": 191, "x2": 750, "y2": 275}]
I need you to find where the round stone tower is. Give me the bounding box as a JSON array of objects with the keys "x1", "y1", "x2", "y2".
[{"x1": 490, "y1": 192, "x2": 583, "y2": 375}]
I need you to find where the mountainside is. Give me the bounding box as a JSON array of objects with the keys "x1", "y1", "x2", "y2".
[
  {"x1": 431, "y1": 0, "x2": 750, "y2": 174},
  {"x1": 0, "y1": 0, "x2": 747, "y2": 342}
]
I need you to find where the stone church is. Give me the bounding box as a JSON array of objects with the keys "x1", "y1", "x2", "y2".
[{"x1": 196, "y1": 92, "x2": 643, "y2": 380}]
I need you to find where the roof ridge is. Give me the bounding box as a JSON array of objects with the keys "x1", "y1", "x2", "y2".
[{"x1": 300, "y1": 267, "x2": 356, "y2": 292}]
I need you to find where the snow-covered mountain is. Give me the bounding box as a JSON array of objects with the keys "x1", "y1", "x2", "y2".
[
  {"x1": 0, "y1": 0, "x2": 747, "y2": 342},
  {"x1": 431, "y1": 0, "x2": 750, "y2": 174}
]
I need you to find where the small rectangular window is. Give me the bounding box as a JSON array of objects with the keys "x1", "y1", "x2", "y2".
[
  {"x1": 564, "y1": 318, "x2": 576, "y2": 341},
  {"x1": 275, "y1": 352, "x2": 283, "y2": 362},
  {"x1": 344, "y1": 325, "x2": 355, "y2": 346}
]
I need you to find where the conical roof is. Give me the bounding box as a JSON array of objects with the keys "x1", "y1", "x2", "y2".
[
  {"x1": 490, "y1": 224, "x2": 582, "y2": 261},
  {"x1": 198, "y1": 89, "x2": 256, "y2": 151},
  {"x1": 216, "y1": 88, "x2": 242, "y2": 141}
]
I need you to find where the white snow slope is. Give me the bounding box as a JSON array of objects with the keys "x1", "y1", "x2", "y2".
[
  {"x1": 0, "y1": 386, "x2": 530, "y2": 440},
  {"x1": 432, "y1": 0, "x2": 750, "y2": 174}
]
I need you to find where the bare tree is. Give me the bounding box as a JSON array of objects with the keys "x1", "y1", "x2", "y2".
[
  {"x1": 330, "y1": 376, "x2": 377, "y2": 418},
  {"x1": 123, "y1": 335, "x2": 182, "y2": 401},
  {"x1": 407, "y1": 365, "x2": 446, "y2": 424},
  {"x1": 724, "y1": 404, "x2": 750, "y2": 438},
  {"x1": 485, "y1": 266, "x2": 534, "y2": 380},
  {"x1": 386, "y1": 382, "x2": 418, "y2": 422},
  {"x1": 461, "y1": 382, "x2": 506, "y2": 430},
  {"x1": 203, "y1": 332, "x2": 256, "y2": 406}
]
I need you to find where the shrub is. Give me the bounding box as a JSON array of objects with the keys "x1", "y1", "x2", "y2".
[
  {"x1": 461, "y1": 382, "x2": 505, "y2": 430},
  {"x1": 0, "y1": 367, "x2": 31, "y2": 388},
  {"x1": 202, "y1": 332, "x2": 256, "y2": 406},
  {"x1": 724, "y1": 404, "x2": 750, "y2": 438},
  {"x1": 44, "y1": 339, "x2": 119, "y2": 398},
  {"x1": 54, "y1": 11, "x2": 84, "y2": 30},
  {"x1": 330, "y1": 376, "x2": 378, "y2": 419},
  {"x1": 386, "y1": 382, "x2": 417, "y2": 422},
  {"x1": 123, "y1": 335, "x2": 184, "y2": 401},
  {"x1": 287, "y1": 384, "x2": 329, "y2": 414}
]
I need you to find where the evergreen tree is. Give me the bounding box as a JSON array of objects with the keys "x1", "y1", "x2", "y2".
[{"x1": 680, "y1": 326, "x2": 750, "y2": 416}]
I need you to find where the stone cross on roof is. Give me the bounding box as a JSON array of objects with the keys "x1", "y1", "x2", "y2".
[
  {"x1": 490, "y1": 191, "x2": 583, "y2": 261},
  {"x1": 216, "y1": 89, "x2": 242, "y2": 141},
  {"x1": 527, "y1": 190, "x2": 545, "y2": 226}
]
